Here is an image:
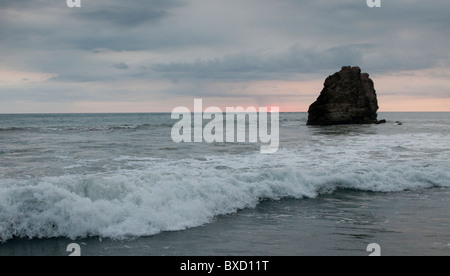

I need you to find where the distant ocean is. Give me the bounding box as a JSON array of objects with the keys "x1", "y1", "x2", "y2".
[{"x1": 0, "y1": 112, "x2": 449, "y2": 256}]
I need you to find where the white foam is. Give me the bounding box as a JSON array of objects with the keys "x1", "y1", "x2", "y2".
[{"x1": 1, "y1": 144, "x2": 449, "y2": 242}]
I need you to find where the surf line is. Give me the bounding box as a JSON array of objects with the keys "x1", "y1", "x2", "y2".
[{"x1": 171, "y1": 99, "x2": 279, "y2": 153}]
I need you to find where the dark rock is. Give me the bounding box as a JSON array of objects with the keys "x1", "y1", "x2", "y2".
[
  {"x1": 395, "y1": 121, "x2": 403, "y2": 125},
  {"x1": 307, "y1": 66, "x2": 385, "y2": 125}
]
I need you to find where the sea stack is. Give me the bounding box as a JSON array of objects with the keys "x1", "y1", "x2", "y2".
[{"x1": 307, "y1": 66, "x2": 385, "y2": 125}]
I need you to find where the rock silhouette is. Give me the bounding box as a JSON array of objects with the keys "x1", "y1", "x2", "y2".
[{"x1": 307, "y1": 66, "x2": 385, "y2": 125}]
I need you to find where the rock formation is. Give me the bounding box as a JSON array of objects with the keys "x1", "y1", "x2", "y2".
[{"x1": 307, "y1": 66, "x2": 385, "y2": 125}]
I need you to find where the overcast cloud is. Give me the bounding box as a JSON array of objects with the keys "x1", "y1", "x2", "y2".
[{"x1": 1, "y1": 0, "x2": 449, "y2": 112}]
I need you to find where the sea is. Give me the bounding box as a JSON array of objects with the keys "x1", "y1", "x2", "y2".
[{"x1": 0, "y1": 112, "x2": 449, "y2": 256}]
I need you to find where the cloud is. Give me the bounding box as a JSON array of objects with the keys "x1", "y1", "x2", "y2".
[
  {"x1": 151, "y1": 45, "x2": 359, "y2": 80},
  {"x1": 0, "y1": 0, "x2": 47, "y2": 9},
  {"x1": 0, "y1": 68, "x2": 55, "y2": 85},
  {"x1": 0, "y1": 0, "x2": 187, "y2": 52},
  {"x1": 1, "y1": 0, "x2": 450, "y2": 112},
  {"x1": 153, "y1": 43, "x2": 431, "y2": 81},
  {"x1": 114, "y1": 62, "x2": 130, "y2": 70},
  {"x1": 79, "y1": 9, "x2": 167, "y2": 27}
]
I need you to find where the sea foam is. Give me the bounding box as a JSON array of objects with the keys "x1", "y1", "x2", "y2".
[{"x1": 1, "y1": 147, "x2": 449, "y2": 242}]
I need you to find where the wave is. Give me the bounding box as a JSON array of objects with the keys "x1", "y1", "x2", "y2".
[
  {"x1": 0, "y1": 149, "x2": 449, "y2": 242},
  {"x1": 0, "y1": 123, "x2": 172, "y2": 133},
  {"x1": 82, "y1": 123, "x2": 173, "y2": 131}
]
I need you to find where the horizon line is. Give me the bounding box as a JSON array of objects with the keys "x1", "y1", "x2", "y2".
[{"x1": 1, "y1": 111, "x2": 450, "y2": 115}]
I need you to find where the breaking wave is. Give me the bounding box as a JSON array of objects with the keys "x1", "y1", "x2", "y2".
[{"x1": 1, "y1": 149, "x2": 448, "y2": 242}]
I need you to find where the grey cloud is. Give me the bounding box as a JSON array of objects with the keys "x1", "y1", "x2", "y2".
[
  {"x1": 0, "y1": 0, "x2": 184, "y2": 10},
  {"x1": 76, "y1": 0, "x2": 185, "y2": 27},
  {"x1": 68, "y1": 35, "x2": 154, "y2": 52},
  {"x1": 114, "y1": 62, "x2": 130, "y2": 70},
  {"x1": 0, "y1": 0, "x2": 49, "y2": 9},
  {"x1": 49, "y1": 75, "x2": 105, "y2": 83},
  {"x1": 153, "y1": 37, "x2": 445, "y2": 81},
  {"x1": 0, "y1": 0, "x2": 188, "y2": 52},
  {"x1": 152, "y1": 44, "x2": 369, "y2": 80},
  {"x1": 79, "y1": 9, "x2": 167, "y2": 27},
  {"x1": 1, "y1": 0, "x2": 450, "y2": 111}
]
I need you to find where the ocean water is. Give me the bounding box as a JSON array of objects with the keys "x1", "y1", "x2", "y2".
[{"x1": 0, "y1": 112, "x2": 449, "y2": 256}]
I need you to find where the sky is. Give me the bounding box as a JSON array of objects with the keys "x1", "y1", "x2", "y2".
[{"x1": 1, "y1": 0, "x2": 450, "y2": 113}]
